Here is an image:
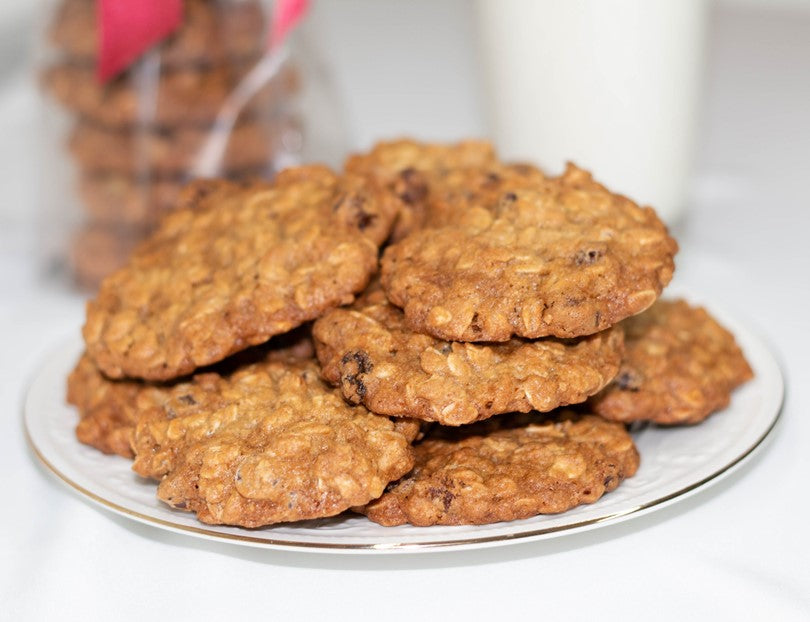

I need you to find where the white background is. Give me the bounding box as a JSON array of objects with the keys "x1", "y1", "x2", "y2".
[{"x1": 1, "y1": 1, "x2": 809, "y2": 620}]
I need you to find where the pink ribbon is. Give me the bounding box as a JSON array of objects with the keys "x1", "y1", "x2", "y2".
[
  {"x1": 97, "y1": 0, "x2": 183, "y2": 82},
  {"x1": 97, "y1": 0, "x2": 308, "y2": 83},
  {"x1": 270, "y1": 0, "x2": 310, "y2": 50}
]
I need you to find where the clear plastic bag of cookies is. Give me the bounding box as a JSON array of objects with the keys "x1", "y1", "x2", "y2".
[{"x1": 37, "y1": 0, "x2": 343, "y2": 289}]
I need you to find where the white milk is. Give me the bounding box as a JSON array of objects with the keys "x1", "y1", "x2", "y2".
[{"x1": 476, "y1": 0, "x2": 708, "y2": 223}]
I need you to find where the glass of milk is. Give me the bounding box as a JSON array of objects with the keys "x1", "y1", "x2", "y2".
[{"x1": 476, "y1": 0, "x2": 708, "y2": 224}]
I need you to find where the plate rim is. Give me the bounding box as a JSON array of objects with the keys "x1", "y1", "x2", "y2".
[
  {"x1": 23, "y1": 297, "x2": 786, "y2": 554},
  {"x1": 24, "y1": 406, "x2": 783, "y2": 553}
]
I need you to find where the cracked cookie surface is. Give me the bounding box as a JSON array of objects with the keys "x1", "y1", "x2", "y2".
[
  {"x1": 590, "y1": 299, "x2": 754, "y2": 424},
  {"x1": 83, "y1": 167, "x2": 396, "y2": 381},
  {"x1": 382, "y1": 163, "x2": 678, "y2": 341},
  {"x1": 360, "y1": 411, "x2": 639, "y2": 526},
  {"x1": 67, "y1": 352, "x2": 164, "y2": 458},
  {"x1": 314, "y1": 285, "x2": 624, "y2": 425},
  {"x1": 67, "y1": 330, "x2": 315, "y2": 458},
  {"x1": 345, "y1": 139, "x2": 501, "y2": 240},
  {"x1": 132, "y1": 358, "x2": 415, "y2": 527}
]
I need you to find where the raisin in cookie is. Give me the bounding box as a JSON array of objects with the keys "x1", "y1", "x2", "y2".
[
  {"x1": 68, "y1": 329, "x2": 315, "y2": 457},
  {"x1": 345, "y1": 139, "x2": 499, "y2": 240},
  {"x1": 360, "y1": 411, "x2": 639, "y2": 526},
  {"x1": 382, "y1": 163, "x2": 678, "y2": 341},
  {"x1": 314, "y1": 284, "x2": 623, "y2": 425},
  {"x1": 83, "y1": 167, "x2": 396, "y2": 381},
  {"x1": 590, "y1": 299, "x2": 754, "y2": 424},
  {"x1": 133, "y1": 358, "x2": 415, "y2": 527}
]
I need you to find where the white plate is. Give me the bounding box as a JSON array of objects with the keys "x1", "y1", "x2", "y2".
[{"x1": 24, "y1": 298, "x2": 784, "y2": 554}]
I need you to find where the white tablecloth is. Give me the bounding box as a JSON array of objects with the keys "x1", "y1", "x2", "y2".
[{"x1": 2, "y1": 4, "x2": 809, "y2": 620}]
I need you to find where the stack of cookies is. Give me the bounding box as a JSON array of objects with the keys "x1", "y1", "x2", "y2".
[
  {"x1": 42, "y1": 0, "x2": 297, "y2": 288},
  {"x1": 66, "y1": 140, "x2": 753, "y2": 529}
]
